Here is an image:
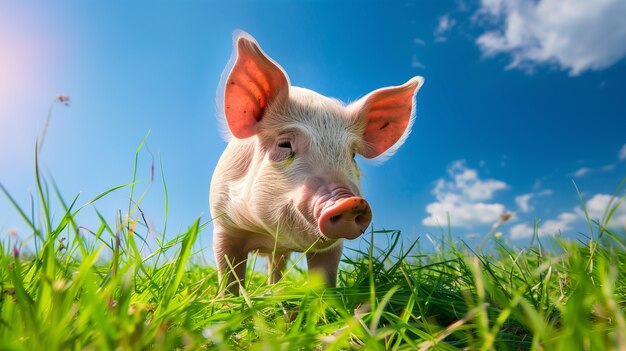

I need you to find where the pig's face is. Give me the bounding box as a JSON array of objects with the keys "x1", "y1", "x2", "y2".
[
  {"x1": 249, "y1": 88, "x2": 368, "y2": 244},
  {"x1": 213, "y1": 32, "x2": 423, "y2": 249}
]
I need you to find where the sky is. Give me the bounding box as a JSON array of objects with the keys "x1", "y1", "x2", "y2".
[{"x1": 1, "y1": 0, "x2": 626, "y2": 256}]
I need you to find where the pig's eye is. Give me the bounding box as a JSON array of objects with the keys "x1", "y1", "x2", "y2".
[{"x1": 278, "y1": 140, "x2": 292, "y2": 150}]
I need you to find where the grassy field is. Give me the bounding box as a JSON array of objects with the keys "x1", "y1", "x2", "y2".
[{"x1": 1, "y1": 146, "x2": 625, "y2": 350}]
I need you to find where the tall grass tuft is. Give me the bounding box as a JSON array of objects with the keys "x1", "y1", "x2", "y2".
[{"x1": 1, "y1": 143, "x2": 625, "y2": 349}]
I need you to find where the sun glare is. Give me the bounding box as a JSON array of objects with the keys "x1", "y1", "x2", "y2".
[
  {"x1": 0, "y1": 17, "x2": 50, "y2": 110},
  {"x1": 0, "y1": 7, "x2": 59, "y2": 166}
]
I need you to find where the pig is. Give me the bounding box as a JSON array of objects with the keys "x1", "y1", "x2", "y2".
[{"x1": 210, "y1": 31, "x2": 424, "y2": 294}]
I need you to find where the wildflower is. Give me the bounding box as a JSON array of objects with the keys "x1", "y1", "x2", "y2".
[
  {"x1": 53, "y1": 280, "x2": 66, "y2": 292},
  {"x1": 494, "y1": 231, "x2": 502, "y2": 239},
  {"x1": 2, "y1": 289, "x2": 16, "y2": 302},
  {"x1": 39, "y1": 94, "x2": 71, "y2": 152},
  {"x1": 492, "y1": 212, "x2": 514, "y2": 229},
  {"x1": 12, "y1": 246, "x2": 19, "y2": 258},
  {"x1": 202, "y1": 328, "x2": 214, "y2": 339},
  {"x1": 56, "y1": 95, "x2": 71, "y2": 106},
  {"x1": 58, "y1": 237, "x2": 66, "y2": 251},
  {"x1": 129, "y1": 220, "x2": 137, "y2": 235},
  {"x1": 7, "y1": 227, "x2": 18, "y2": 237},
  {"x1": 500, "y1": 212, "x2": 512, "y2": 223}
]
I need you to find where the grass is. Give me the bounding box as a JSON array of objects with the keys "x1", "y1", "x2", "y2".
[{"x1": 1, "y1": 144, "x2": 625, "y2": 350}]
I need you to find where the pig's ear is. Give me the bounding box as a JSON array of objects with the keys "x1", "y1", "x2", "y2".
[
  {"x1": 352, "y1": 76, "x2": 424, "y2": 159},
  {"x1": 222, "y1": 32, "x2": 289, "y2": 139}
]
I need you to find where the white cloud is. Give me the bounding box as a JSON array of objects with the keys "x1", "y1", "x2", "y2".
[
  {"x1": 510, "y1": 192, "x2": 626, "y2": 240},
  {"x1": 510, "y1": 223, "x2": 533, "y2": 239},
  {"x1": 475, "y1": 0, "x2": 626, "y2": 75},
  {"x1": 515, "y1": 189, "x2": 552, "y2": 213},
  {"x1": 585, "y1": 193, "x2": 626, "y2": 228},
  {"x1": 423, "y1": 160, "x2": 509, "y2": 228},
  {"x1": 442, "y1": 160, "x2": 508, "y2": 201},
  {"x1": 510, "y1": 211, "x2": 579, "y2": 239},
  {"x1": 434, "y1": 15, "x2": 456, "y2": 42},
  {"x1": 424, "y1": 200, "x2": 507, "y2": 228},
  {"x1": 541, "y1": 211, "x2": 579, "y2": 234},
  {"x1": 515, "y1": 194, "x2": 532, "y2": 213},
  {"x1": 619, "y1": 144, "x2": 626, "y2": 161}
]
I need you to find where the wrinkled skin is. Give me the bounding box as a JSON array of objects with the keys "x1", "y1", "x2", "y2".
[{"x1": 210, "y1": 31, "x2": 424, "y2": 294}]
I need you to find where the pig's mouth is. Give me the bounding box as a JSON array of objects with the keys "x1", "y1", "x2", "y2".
[{"x1": 313, "y1": 188, "x2": 372, "y2": 241}]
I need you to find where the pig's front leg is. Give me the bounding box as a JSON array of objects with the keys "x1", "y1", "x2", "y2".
[
  {"x1": 306, "y1": 242, "x2": 343, "y2": 288},
  {"x1": 213, "y1": 227, "x2": 248, "y2": 295}
]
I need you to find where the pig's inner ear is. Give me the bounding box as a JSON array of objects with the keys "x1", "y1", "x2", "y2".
[
  {"x1": 224, "y1": 36, "x2": 289, "y2": 139},
  {"x1": 356, "y1": 77, "x2": 423, "y2": 159}
]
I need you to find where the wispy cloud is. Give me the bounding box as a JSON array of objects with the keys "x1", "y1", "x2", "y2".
[
  {"x1": 411, "y1": 55, "x2": 425, "y2": 69},
  {"x1": 573, "y1": 167, "x2": 592, "y2": 178},
  {"x1": 572, "y1": 144, "x2": 626, "y2": 178},
  {"x1": 413, "y1": 37, "x2": 426, "y2": 46},
  {"x1": 434, "y1": 15, "x2": 456, "y2": 43},
  {"x1": 423, "y1": 160, "x2": 509, "y2": 228},
  {"x1": 474, "y1": 0, "x2": 626, "y2": 75}
]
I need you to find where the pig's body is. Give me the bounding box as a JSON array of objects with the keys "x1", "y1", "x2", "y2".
[{"x1": 210, "y1": 32, "x2": 423, "y2": 293}]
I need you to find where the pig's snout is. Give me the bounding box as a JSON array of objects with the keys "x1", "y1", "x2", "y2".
[{"x1": 318, "y1": 197, "x2": 372, "y2": 240}]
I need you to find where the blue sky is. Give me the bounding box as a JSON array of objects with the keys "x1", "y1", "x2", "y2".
[{"x1": 1, "y1": 1, "x2": 625, "y2": 254}]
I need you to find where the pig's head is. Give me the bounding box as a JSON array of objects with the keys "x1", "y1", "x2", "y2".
[{"x1": 219, "y1": 32, "x2": 423, "y2": 244}]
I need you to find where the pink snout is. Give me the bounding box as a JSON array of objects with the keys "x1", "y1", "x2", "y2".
[{"x1": 318, "y1": 197, "x2": 372, "y2": 240}]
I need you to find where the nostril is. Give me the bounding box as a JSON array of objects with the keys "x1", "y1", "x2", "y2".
[
  {"x1": 355, "y1": 215, "x2": 364, "y2": 225},
  {"x1": 329, "y1": 214, "x2": 342, "y2": 223},
  {"x1": 355, "y1": 214, "x2": 370, "y2": 231}
]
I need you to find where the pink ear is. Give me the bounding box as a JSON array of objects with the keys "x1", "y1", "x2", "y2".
[
  {"x1": 223, "y1": 34, "x2": 289, "y2": 138},
  {"x1": 356, "y1": 77, "x2": 424, "y2": 159}
]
